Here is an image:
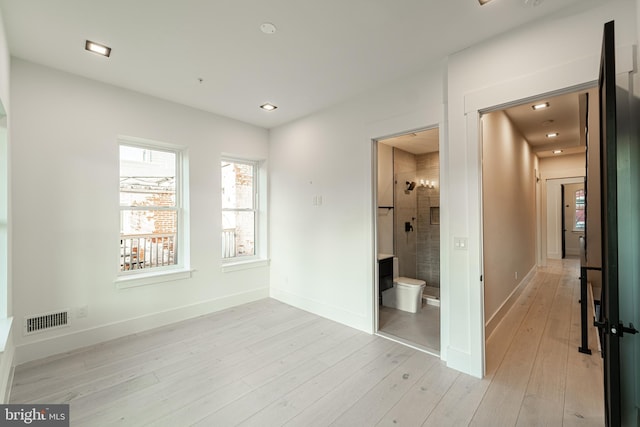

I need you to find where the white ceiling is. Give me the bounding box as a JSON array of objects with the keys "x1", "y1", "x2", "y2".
[
  {"x1": 379, "y1": 128, "x2": 439, "y2": 155},
  {"x1": 0, "y1": 0, "x2": 608, "y2": 129},
  {"x1": 503, "y1": 86, "x2": 597, "y2": 158}
]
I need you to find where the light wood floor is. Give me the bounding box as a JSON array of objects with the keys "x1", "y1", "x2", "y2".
[{"x1": 11, "y1": 259, "x2": 603, "y2": 426}]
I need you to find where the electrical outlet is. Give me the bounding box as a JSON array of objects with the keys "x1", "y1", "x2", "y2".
[
  {"x1": 77, "y1": 305, "x2": 88, "y2": 318},
  {"x1": 515, "y1": 271, "x2": 518, "y2": 280}
]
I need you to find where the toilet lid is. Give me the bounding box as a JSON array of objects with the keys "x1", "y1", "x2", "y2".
[{"x1": 395, "y1": 277, "x2": 426, "y2": 286}]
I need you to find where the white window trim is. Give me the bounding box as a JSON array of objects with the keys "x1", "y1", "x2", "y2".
[
  {"x1": 221, "y1": 155, "x2": 268, "y2": 272},
  {"x1": 117, "y1": 136, "x2": 191, "y2": 285}
]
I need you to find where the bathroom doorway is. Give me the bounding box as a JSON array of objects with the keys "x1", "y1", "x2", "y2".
[{"x1": 375, "y1": 127, "x2": 441, "y2": 355}]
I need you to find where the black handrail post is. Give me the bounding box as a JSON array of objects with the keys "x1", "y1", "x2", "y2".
[{"x1": 578, "y1": 266, "x2": 593, "y2": 355}]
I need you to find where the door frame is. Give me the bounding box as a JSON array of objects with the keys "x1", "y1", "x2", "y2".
[
  {"x1": 462, "y1": 47, "x2": 634, "y2": 377},
  {"x1": 544, "y1": 177, "x2": 585, "y2": 260},
  {"x1": 371, "y1": 125, "x2": 441, "y2": 339},
  {"x1": 366, "y1": 107, "x2": 443, "y2": 347}
]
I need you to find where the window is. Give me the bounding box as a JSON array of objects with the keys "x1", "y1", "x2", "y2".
[
  {"x1": 119, "y1": 142, "x2": 182, "y2": 273},
  {"x1": 221, "y1": 159, "x2": 258, "y2": 260},
  {"x1": 574, "y1": 189, "x2": 585, "y2": 231}
]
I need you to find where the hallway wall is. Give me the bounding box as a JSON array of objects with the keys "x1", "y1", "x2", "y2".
[{"x1": 482, "y1": 110, "x2": 537, "y2": 326}]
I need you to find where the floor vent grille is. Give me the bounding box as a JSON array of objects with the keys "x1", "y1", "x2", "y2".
[{"x1": 24, "y1": 310, "x2": 70, "y2": 336}]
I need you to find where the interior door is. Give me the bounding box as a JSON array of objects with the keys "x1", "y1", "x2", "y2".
[
  {"x1": 597, "y1": 20, "x2": 640, "y2": 427},
  {"x1": 561, "y1": 184, "x2": 566, "y2": 258}
]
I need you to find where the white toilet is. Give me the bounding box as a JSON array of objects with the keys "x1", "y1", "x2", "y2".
[{"x1": 381, "y1": 257, "x2": 426, "y2": 313}]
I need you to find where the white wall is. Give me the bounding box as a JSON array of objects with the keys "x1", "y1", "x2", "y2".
[
  {"x1": 0, "y1": 5, "x2": 14, "y2": 403},
  {"x1": 446, "y1": 0, "x2": 636, "y2": 377},
  {"x1": 269, "y1": 67, "x2": 443, "y2": 335},
  {"x1": 10, "y1": 59, "x2": 270, "y2": 364},
  {"x1": 0, "y1": 8, "x2": 8, "y2": 110}
]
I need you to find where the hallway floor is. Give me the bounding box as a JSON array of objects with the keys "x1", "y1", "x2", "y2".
[{"x1": 480, "y1": 258, "x2": 604, "y2": 426}]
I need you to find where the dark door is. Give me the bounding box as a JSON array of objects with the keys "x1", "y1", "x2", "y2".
[
  {"x1": 561, "y1": 184, "x2": 566, "y2": 258},
  {"x1": 597, "y1": 20, "x2": 640, "y2": 427},
  {"x1": 598, "y1": 19, "x2": 620, "y2": 427}
]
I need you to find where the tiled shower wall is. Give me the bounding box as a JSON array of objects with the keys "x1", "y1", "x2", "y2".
[
  {"x1": 393, "y1": 148, "x2": 417, "y2": 278},
  {"x1": 417, "y1": 152, "x2": 440, "y2": 287}
]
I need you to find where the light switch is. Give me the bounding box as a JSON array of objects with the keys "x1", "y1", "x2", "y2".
[{"x1": 454, "y1": 237, "x2": 468, "y2": 250}]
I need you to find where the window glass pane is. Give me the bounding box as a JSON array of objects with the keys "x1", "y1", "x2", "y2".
[
  {"x1": 222, "y1": 211, "x2": 255, "y2": 258},
  {"x1": 221, "y1": 161, "x2": 254, "y2": 210},
  {"x1": 120, "y1": 209, "x2": 178, "y2": 271},
  {"x1": 120, "y1": 146, "x2": 176, "y2": 207},
  {"x1": 121, "y1": 209, "x2": 177, "y2": 236},
  {"x1": 575, "y1": 189, "x2": 585, "y2": 230},
  {"x1": 119, "y1": 142, "x2": 179, "y2": 273},
  {"x1": 575, "y1": 209, "x2": 585, "y2": 229}
]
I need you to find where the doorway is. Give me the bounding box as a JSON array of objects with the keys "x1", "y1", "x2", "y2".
[
  {"x1": 480, "y1": 87, "x2": 594, "y2": 342},
  {"x1": 546, "y1": 177, "x2": 585, "y2": 260},
  {"x1": 374, "y1": 127, "x2": 441, "y2": 354}
]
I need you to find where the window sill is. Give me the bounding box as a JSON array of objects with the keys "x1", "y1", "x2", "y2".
[
  {"x1": 222, "y1": 258, "x2": 269, "y2": 273},
  {"x1": 115, "y1": 268, "x2": 193, "y2": 289}
]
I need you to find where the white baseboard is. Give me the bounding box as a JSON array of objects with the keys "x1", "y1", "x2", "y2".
[
  {"x1": 14, "y1": 287, "x2": 269, "y2": 366},
  {"x1": 485, "y1": 265, "x2": 537, "y2": 340},
  {"x1": 423, "y1": 295, "x2": 440, "y2": 307},
  {"x1": 270, "y1": 287, "x2": 371, "y2": 334},
  {"x1": 446, "y1": 346, "x2": 483, "y2": 378}
]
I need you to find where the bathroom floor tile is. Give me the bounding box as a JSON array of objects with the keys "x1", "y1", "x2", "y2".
[{"x1": 378, "y1": 304, "x2": 440, "y2": 352}]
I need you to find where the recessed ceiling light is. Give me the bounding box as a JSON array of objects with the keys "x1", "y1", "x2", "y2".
[
  {"x1": 85, "y1": 40, "x2": 111, "y2": 57},
  {"x1": 260, "y1": 23, "x2": 277, "y2": 34},
  {"x1": 260, "y1": 103, "x2": 278, "y2": 111},
  {"x1": 553, "y1": 150, "x2": 563, "y2": 154},
  {"x1": 546, "y1": 132, "x2": 559, "y2": 138},
  {"x1": 532, "y1": 102, "x2": 550, "y2": 110},
  {"x1": 541, "y1": 119, "x2": 554, "y2": 127}
]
